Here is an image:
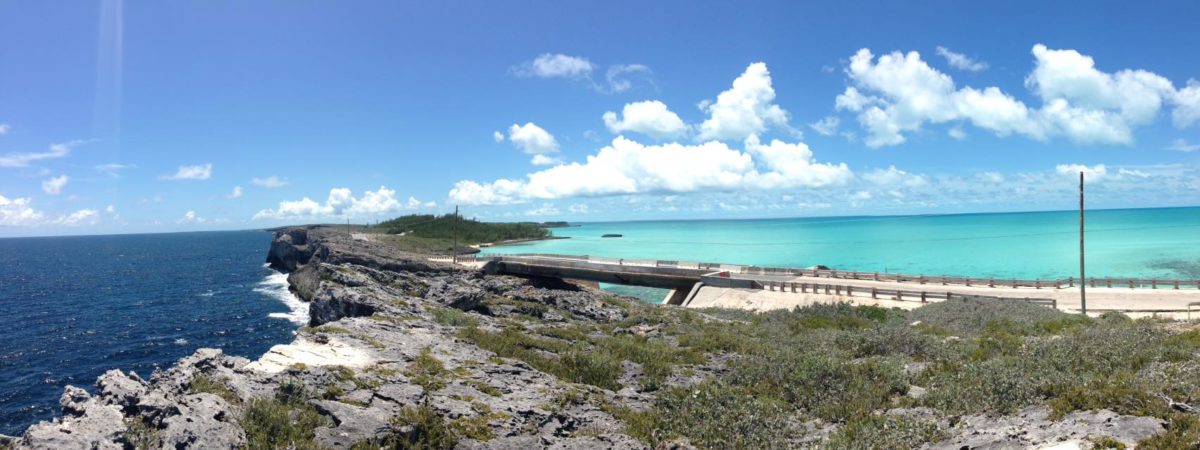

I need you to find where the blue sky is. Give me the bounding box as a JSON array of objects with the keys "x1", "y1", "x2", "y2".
[{"x1": 1, "y1": 0, "x2": 1198, "y2": 236}]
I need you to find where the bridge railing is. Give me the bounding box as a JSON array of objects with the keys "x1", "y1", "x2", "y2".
[
  {"x1": 756, "y1": 279, "x2": 1058, "y2": 308},
  {"x1": 469, "y1": 253, "x2": 1200, "y2": 290}
]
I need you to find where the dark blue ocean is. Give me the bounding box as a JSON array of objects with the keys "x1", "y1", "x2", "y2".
[{"x1": 0, "y1": 230, "x2": 303, "y2": 435}]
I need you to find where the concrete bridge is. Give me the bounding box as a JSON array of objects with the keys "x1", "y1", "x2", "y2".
[{"x1": 440, "y1": 253, "x2": 1200, "y2": 317}]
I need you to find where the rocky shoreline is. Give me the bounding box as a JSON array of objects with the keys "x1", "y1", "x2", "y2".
[
  {"x1": 0, "y1": 226, "x2": 1182, "y2": 449},
  {"x1": 2, "y1": 226, "x2": 664, "y2": 449}
]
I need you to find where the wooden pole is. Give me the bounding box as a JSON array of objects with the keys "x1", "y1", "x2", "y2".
[
  {"x1": 1080, "y1": 171, "x2": 1087, "y2": 315},
  {"x1": 452, "y1": 205, "x2": 459, "y2": 264}
]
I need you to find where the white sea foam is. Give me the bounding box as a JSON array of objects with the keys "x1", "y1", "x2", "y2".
[{"x1": 254, "y1": 267, "x2": 308, "y2": 325}]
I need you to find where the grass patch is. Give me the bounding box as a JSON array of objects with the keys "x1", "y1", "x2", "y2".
[
  {"x1": 823, "y1": 415, "x2": 944, "y2": 449},
  {"x1": 407, "y1": 347, "x2": 449, "y2": 392},
  {"x1": 241, "y1": 383, "x2": 328, "y2": 450},
  {"x1": 188, "y1": 375, "x2": 240, "y2": 405},
  {"x1": 431, "y1": 307, "x2": 480, "y2": 327},
  {"x1": 122, "y1": 418, "x2": 160, "y2": 450}
]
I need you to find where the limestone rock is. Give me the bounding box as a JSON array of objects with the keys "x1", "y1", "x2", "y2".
[
  {"x1": 159, "y1": 394, "x2": 244, "y2": 449},
  {"x1": 424, "y1": 279, "x2": 485, "y2": 310}
]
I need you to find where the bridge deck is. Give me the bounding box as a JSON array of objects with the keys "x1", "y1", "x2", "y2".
[{"x1": 446, "y1": 254, "x2": 1200, "y2": 317}]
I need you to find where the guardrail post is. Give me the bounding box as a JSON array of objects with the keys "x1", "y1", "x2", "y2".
[
  {"x1": 920, "y1": 291, "x2": 927, "y2": 303},
  {"x1": 835, "y1": 285, "x2": 841, "y2": 296},
  {"x1": 1152, "y1": 280, "x2": 1157, "y2": 289},
  {"x1": 874, "y1": 272, "x2": 879, "y2": 281},
  {"x1": 1106, "y1": 279, "x2": 1112, "y2": 288},
  {"x1": 1175, "y1": 280, "x2": 1180, "y2": 290},
  {"x1": 847, "y1": 286, "x2": 853, "y2": 296},
  {"x1": 1128, "y1": 279, "x2": 1134, "y2": 288},
  {"x1": 1035, "y1": 280, "x2": 1041, "y2": 289},
  {"x1": 966, "y1": 277, "x2": 972, "y2": 287},
  {"x1": 1090, "y1": 277, "x2": 1095, "y2": 288},
  {"x1": 871, "y1": 287, "x2": 877, "y2": 299},
  {"x1": 1068, "y1": 277, "x2": 1074, "y2": 287},
  {"x1": 919, "y1": 276, "x2": 925, "y2": 285},
  {"x1": 825, "y1": 284, "x2": 831, "y2": 295},
  {"x1": 989, "y1": 278, "x2": 994, "y2": 287},
  {"x1": 946, "y1": 291, "x2": 952, "y2": 300}
]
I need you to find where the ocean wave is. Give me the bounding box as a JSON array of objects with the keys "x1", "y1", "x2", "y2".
[{"x1": 254, "y1": 269, "x2": 308, "y2": 325}]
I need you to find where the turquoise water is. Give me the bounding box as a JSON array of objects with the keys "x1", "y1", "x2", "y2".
[{"x1": 484, "y1": 207, "x2": 1200, "y2": 281}]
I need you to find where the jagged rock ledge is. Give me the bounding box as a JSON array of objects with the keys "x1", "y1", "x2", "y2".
[{"x1": 5, "y1": 226, "x2": 652, "y2": 449}]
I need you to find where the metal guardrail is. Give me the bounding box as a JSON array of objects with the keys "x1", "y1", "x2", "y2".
[
  {"x1": 757, "y1": 279, "x2": 1058, "y2": 308},
  {"x1": 471, "y1": 253, "x2": 1200, "y2": 290}
]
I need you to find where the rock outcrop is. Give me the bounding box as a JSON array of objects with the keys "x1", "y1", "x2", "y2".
[{"x1": 11, "y1": 226, "x2": 652, "y2": 449}]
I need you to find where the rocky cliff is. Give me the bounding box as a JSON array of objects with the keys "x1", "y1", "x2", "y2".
[{"x1": 3, "y1": 226, "x2": 664, "y2": 449}]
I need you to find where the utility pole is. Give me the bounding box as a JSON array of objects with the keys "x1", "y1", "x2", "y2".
[
  {"x1": 452, "y1": 205, "x2": 459, "y2": 264},
  {"x1": 1079, "y1": 171, "x2": 1087, "y2": 315}
]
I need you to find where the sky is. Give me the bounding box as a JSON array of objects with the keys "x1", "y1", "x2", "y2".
[{"x1": 1, "y1": 0, "x2": 1199, "y2": 236}]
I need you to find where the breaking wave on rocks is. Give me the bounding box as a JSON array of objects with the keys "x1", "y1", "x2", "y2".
[{"x1": 255, "y1": 266, "x2": 308, "y2": 325}]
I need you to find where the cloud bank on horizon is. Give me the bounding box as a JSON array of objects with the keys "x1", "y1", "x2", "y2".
[{"x1": 447, "y1": 45, "x2": 1200, "y2": 214}]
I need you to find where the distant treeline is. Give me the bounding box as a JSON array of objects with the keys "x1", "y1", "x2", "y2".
[{"x1": 378, "y1": 214, "x2": 550, "y2": 243}]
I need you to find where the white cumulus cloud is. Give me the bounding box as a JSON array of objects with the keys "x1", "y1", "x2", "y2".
[
  {"x1": 0, "y1": 194, "x2": 44, "y2": 226},
  {"x1": 506, "y1": 122, "x2": 561, "y2": 165},
  {"x1": 603, "y1": 100, "x2": 688, "y2": 139},
  {"x1": 449, "y1": 135, "x2": 851, "y2": 205},
  {"x1": 936, "y1": 46, "x2": 988, "y2": 72},
  {"x1": 252, "y1": 176, "x2": 288, "y2": 188},
  {"x1": 41, "y1": 175, "x2": 68, "y2": 195},
  {"x1": 513, "y1": 53, "x2": 594, "y2": 78},
  {"x1": 808, "y1": 116, "x2": 840, "y2": 136},
  {"x1": 863, "y1": 166, "x2": 929, "y2": 188},
  {"x1": 1056, "y1": 163, "x2": 1108, "y2": 182},
  {"x1": 227, "y1": 186, "x2": 244, "y2": 199},
  {"x1": 697, "y1": 62, "x2": 791, "y2": 141},
  {"x1": 178, "y1": 210, "x2": 206, "y2": 224},
  {"x1": 55, "y1": 209, "x2": 99, "y2": 226},
  {"x1": 160, "y1": 163, "x2": 212, "y2": 180},
  {"x1": 253, "y1": 186, "x2": 430, "y2": 220},
  {"x1": 837, "y1": 45, "x2": 1200, "y2": 148}
]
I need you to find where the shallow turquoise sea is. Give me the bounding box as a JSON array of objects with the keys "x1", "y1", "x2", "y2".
[{"x1": 482, "y1": 207, "x2": 1200, "y2": 300}]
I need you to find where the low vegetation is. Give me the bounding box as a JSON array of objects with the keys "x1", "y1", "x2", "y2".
[
  {"x1": 241, "y1": 380, "x2": 329, "y2": 450},
  {"x1": 453, "y1": 296, "x2": 1200, "y2": 449},
  {"x1": 377, "y1": 214, "x2": 549, "y2": 245}
]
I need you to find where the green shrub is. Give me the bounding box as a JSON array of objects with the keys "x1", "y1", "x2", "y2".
[
  {"x1": 188, "y1": 375, "x2": 240, "y2": 405},
  {"x1": 431, "y1": 307, "x2": 480, "y2": 327},
  {"x1": 729, "y1": 351, "x2": 906, "y2": 421},
  {"x1": 641, "y1": 382, "x2": 794, "y2": 449},
  {"x1": 275, "y1": 377, "x2": 311, "y2": 405},
  {"x1": 558, "y1": 350, "x2": 621, "y2": 391},
  {"x1": 241, "y1": 396, "x2": 327, "y2": 450},
  {"x1": 123, "y1": 418, "x2": 160, "y2": 450},
  {"x1": 600, "y1": 334, "x2": 701, "y2": 390},
  {"x1": 407, "y1": 347, "x2": 449, "y2": 392},
  {"x1": 824, "y1": 415, "x2": 944, "y2": 449},
  {"x1": 1137, "y1": 414, "x2": 1200, "y2": 449},
  {"x1": 907, "y1": 299, "x2": 1081, "y2": 337},
  {"x1": 393, "y1": 404, "x2": 457, "y2": 449}
]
